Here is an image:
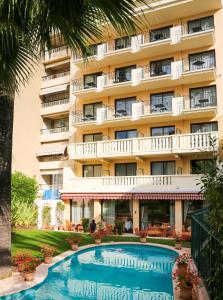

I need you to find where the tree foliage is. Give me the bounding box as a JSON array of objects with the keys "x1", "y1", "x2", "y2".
[{"x1": 11, "y1": 171, "x2": 38, "y2": 205}]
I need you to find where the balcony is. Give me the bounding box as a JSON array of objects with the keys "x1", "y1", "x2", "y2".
[
  {"x1": 41, "y1": 98, "x2": 70, "y2": 116},
  {"x1": 43, "y1": 46, "x2": 70, "y2": 63},
  {"x1": 72, "y1": 60, "x2": 216, "y2": 100},
  {"x1": 39, "y1": 185, "x2": 62, "y2": 200},
  {"x1": 40, "y1": 71, "x2": 70, "y2": 95},
  {"x1": 62, "y1": 175, "x2": 201, "y2": 193},
  {"x1": 40, "y1": 126, "x2": 69, "y2": 142},
  {"x1": 72, "y1": 96, "x2": 217, "y2": 128},
  {"x1": 69, "y1": 131, "x2": 218, "y2": 160},
  {"x1": 73, "y1": 26, "x2": 214, "y2": 68}
]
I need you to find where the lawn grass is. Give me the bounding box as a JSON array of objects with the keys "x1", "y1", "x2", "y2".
[{"x1": 12, "y1": 229, "x2": 189, "y2": 258}]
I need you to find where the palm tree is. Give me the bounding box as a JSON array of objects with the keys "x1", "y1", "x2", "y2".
[{"x1": 0, "y1": 0, "x2": 147, "y2": 278}]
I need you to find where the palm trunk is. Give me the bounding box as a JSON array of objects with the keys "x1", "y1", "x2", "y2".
[{"x1": 0, "y1": 93, "x2": 13, "y2": 279}]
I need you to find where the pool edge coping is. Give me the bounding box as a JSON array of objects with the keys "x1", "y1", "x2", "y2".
[{"x1": 0, "y1": 242, "x2": 184, "y2": 298}]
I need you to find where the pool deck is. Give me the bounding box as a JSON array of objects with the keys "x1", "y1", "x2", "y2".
[{"x1": 0, "y1": 242, "x2": 207, "y2": 300}]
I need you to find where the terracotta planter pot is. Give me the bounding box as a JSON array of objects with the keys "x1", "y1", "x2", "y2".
[
  {"x1": 12, "y1": 265, "x2": 19, "y2": 273},
  {"x1": 177, "y1": 263, "x2": 188, "y2": 274},
  {"x1": 175, "y1": 242, "x2": 182, "y2": 250},
  {"x1": 24, "y1": 272, "x2": 35, "y2": 281},
  {"x1": 71, "y1": 243, "x2": 78, "y2": 251},
  {"x1": 140, "y1": 237, "x2": 147, "y2": 243},
  {"x1": 179, "y1": 286, "x2": 192, "y2": 300},
  {"x1": 44, "y1": 256, "x2": 53, "y2": 264},
  {"x1": 95, "y1": 239, "x2": 101, "y2": 244}
]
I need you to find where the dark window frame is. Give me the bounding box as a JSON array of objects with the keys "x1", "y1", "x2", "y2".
[
  {"x1": 115, "y1": 36, "x2": 132, "y2": 50},
  {"x1": 115, "y1": 163, "x2": 137, "y2": 176},
  {"x1": 83, "y1": 101, "x2": 102, "y2": 120},
  {"x1": 115, "y1": 96, "x2": 137, "y2": 116},
  {"x1": 190, "y1": 121, "x2": 218, "y2": 133},
  {"x1": 189, "y1": 50, "x2": 216, "y2": 71},
  {"x1": 150, "y1": 91, "x2": 174, "y2": 113},
  {"x1": 83, "y1": 164, "x2": 102, "y2": 177},
  {"x1": 150, "y1": 25, "x2": 172, "y2": 42},
  {"x1": 115, "y1": 129, "x2": 138, "y2": 139},
  {"x1": 189, "y1": 85, "x2": 217, "y2": 108},
  {"x1": 150, "y1": 58, "x2": 174, "y2": 77},
  {"x1": 114, "y1": 65, "x2": 136, "y2": 83},
  {"x1": 150, "y1": 125, "x2": 175, "y2": 136},
  {"x1": 83, "y1": 132, "x2": 103, "y2": 143},
  {"x1": 188, "y1": 16, "x2": 214, "y2": 34},
  {"x1": 151, "y1": 161, "x2": 176, "y2": 175},
  {"x1": 83, "y1": 71, "x2": 103, "y2": 89}
]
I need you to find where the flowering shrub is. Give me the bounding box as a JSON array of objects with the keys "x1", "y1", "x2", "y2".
[
  {"x1": 138, "y1": 231, "x2": 147, "y2": 238},
  {"x1": 173, "y1": 269, "x2": 200, "y2": 289},
  {"x1": 13, "y1": 251, "x2": 40, "y2": 273},
  {"x1": 41, "y1": 244, "x2": 56, "y2": 257},
  {"x1": 91, "y1": 230, "x2": 106, "y2": 239},
  {"x1": 12, "y1": 250, "x2": 33, "y2": 266},
  {"x1": 65, "y1": 237, "x2": 82, "y2": 245},
  {"x1": 176, "y1": 253, "x2": 191, "y2": 266}
]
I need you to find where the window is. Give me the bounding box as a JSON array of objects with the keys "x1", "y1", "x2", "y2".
[
  {"x1": 115, "y1": 97, "x2": 136, "y2": 116},
  {"x1": 150, "y1": 26, "x2": 171, "y2": 42},
  {"x1": 191, "y1": 159, "x2": 216, "y2": 174},
  {"x1": 115, "y1": 130, "x2": 137, "y2": 139},
  {"x1": 115, "y1": 65, "x2": 136, "y2": 83},
  {"x1": 84, "y1": 72, "x2": 102, "y2": 89},
  {"x1": 83, "y1": 133, "x2": 103, "y2": 142},
  {"x1": 115, "y1": 36, "x2": 131, "y2": 50},
  {"x1": 83, "y1": 165, "x2": 102, "y2": 177},
  {"x1": 150, "y1": 92, "x2": 173, "y2": 113},
  {"x1": 83, "y1": 102, "x2": 102, "y2": 120},
  {"x1": 190, "y1": 86, "x2": 217, "y2": 109},
  {"x1": 115, "y1": 163, "x2": 137, "y2": 176},
  {"x1": 150, "y1": 58, "x2": 173, "y2": 76},
  {"x1": 191, "y1": 122, "x2": 218, "y2": 133},
  {"x1": 189, "y1": 51, "x2": 215, "y2": 71},
  {"x1": 53, "y1": 118, "x2": 69, "y2": 128},
  {"x1": 86, "y1": 43, "x2": 100, "y2": 56},
  {"x1": 151, "y1": 126, "x2": 175, "y2": 136},
  {"x1": 188, "y1": 16, "x2": 214, "y2": 34},
  {"x1": 151, "y1": 161, "x2": 175, "y2": 175}
]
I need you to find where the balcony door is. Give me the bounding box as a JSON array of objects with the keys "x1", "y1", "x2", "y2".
[
  {"x1": 115, "y1": 97, "x2": 136, "y2": 117},
  {"x1": 115, "y1": 36, "x2": 131, "y2": 50},
  {"x1": 150, "y1": 58, "x2": 173, "y2": 77},
  {"x1": 150, "y1": 92, "x2": 173, "y2": 113},
  {"x1": 115, "y1": 130, "x2": 137, "y2": 140},
  {"x1": 84, "y1": 72, "x2": 102, "y2": 89},
  {"x1": 150, "y1": 26, "x2": 171, "y2": 42},
  {"x1": 115, "y1": 163, "x2": 137, "y2": 176},
  {"x1": 115, "y1": 65, "x2": 136, "y2": 83},
  {"x1": 151, "y1": 161, "x2": 175, "y2": 175},
  {"x1": 83, "y1": 102, "x2": 102, "y2": 120},
  {"x1": 83, "y1": 165, "x2": 102, "y2": 177},
  {"x1": 191, "y1": 122, "x2": 218, "y2": 133},
  {"x1": 188, "y1": 16, "x2": 214, "y2": 34},
  {"x1": 190, "y1": 86, "x2": 216, "y2": 109},
  {"x1": 83, "y1": 133, "x2": 103, "y2": 142},
  {"x1": 189, "y1": 51, "x2": 215, "y2": 71},
  {"x1": 151, "y1": 126, "x2": 175, "y2": 136}
]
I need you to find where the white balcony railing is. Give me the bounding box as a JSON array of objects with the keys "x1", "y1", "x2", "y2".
[
  {"x1": 41, "y1": 126, "x2": 69, "y2": 135},
  {"x1": 44, "y1": 46, "x2": 70, "y2": 62},
  {"x1": 42, "y1": 98, "x2": 69, "y2": 108},
  {"x1": 42, "y1": 71, "x2": 70, "y2": 82},
  {"x1": 70, "y1": 132, "x2": 218, "y2": 159},
  {"x1": 62, "y1": 175, "x2": 202, "y2": 193}
]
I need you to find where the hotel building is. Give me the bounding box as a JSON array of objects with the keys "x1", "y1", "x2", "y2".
[{"x1": 28, "y1": 0, "x2": 223, "y2": 233}]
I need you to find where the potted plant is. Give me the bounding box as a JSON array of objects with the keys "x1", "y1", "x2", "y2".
[
  {"x1": 115, "y1": 220, "x2": 124, "y2": 235},
  {"x1": 19, "y1": 255, "x2": 40, "y2": 281},
  {"x1": 175, "y1": 235, "x2": 182, "y2": 250},
  {"x1": 12, "y1": 250, "x2": 33, "y2": 273},
  {"x1": 173, "y1": 269, "x2": 199, "y2": 300},
  {"x1": 91, "y1": 231, "x2": 105, "y2": 244},
  {"x1": 65, "y1": 237, "x2": 82, "y2": 251},
  {"x1": 176, "y1": 253, "x2": 190, "y2": 274},
  {"x1": 138, "y1": 231, "x2": 147, "y2": 243},
  {"x1": 41, "y1": 244, "x2": 56, "y2": 264}
]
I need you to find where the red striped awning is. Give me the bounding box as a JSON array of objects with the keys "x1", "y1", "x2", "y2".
[
  {"x1": 61, "y1": 193, "x2": 133, "y2": 201},
  {"x1": 61, "y1": 193, "x2": 203, "y2": 201},
  {"x1": 133, "y1": 193, "x2": 204, "y2": 201}
]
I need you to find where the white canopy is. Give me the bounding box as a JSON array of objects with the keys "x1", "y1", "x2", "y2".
[{"x1": 37, "y1": 143, "x2": 67, "y2": 157}]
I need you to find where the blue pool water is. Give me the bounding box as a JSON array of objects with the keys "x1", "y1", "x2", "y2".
[{"x1": 2, "y1": 244, "x2": 178, "y2": 300}]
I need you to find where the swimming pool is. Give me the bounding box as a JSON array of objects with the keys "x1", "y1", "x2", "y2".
[{"x1": 2, "y1": 244, "x2": 178, "y2": 300}]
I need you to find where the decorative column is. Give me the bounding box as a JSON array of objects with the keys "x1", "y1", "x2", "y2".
[
  {"x1": 94, "y1": 200, "x2": 101, "y2": 223},
  {"x1": 175, "y1": 200, "x2": 183, "y2": 235},
  {"x1": 133, "y1": 198, "x2": 139, "y2": 233},
  {"x1": 50, "y1": 202, "x2": 57, "y2": 226}
]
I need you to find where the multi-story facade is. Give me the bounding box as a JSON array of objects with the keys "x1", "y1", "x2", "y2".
[{"x1": 35, "y1": 0, "x2": 223, "y2": 234}]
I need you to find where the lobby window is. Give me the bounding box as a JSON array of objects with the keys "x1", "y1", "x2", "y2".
[
  {"x1": 189, "y1": 50, "x2": 215, "y2": 71},
  {"x1": 151, "y1": 161, "x2": 176, "y2": 175},
  {"x1": 83, "y1": 102, "x2": 102, "y2": 121},
  {"x1": 151, "y1": 126, "x2": 175, "y2": 136},
  {"x1": 114, "y1": 65, "x2": 136, "y2": 83},
  {"x1": 188, "y1": 16, "x2": 214, "y2": 34},
  {"x1": 191, "y1": 159, "x2": 216, "y2": 174},
  {"x1": 115, "y1": 129, "x2": 137, "y2": 140},
  {"x1": 115, "y1": 163, "x2": 137, "y2": 176},
  {"x1": 83, "y1": 133, "x2": 103, "y2": 142},
  {"x1": 150, "y1": 92, "x2": 173, "y2": 113},
  {"x1": 84, "y1": 72, "x2": 102, "y2": 89},
  {"x1": 83, "y1": 165, "x2": 102, "y2": 177},
  {"x1": 115, "y1": 97, "x2": 136, "y2": 117},
  {"x1": 190, "y1": 86, "x2": 217, "y2": 109},
  {"x1": 115, "y1": 36, "x2": 131, "y2": 50},
  {"x1": 150, "y1": 58, "x2": 173, "y2": 77},
  {"x1": 191, "y1": 122, "x2": 218, "y2": 133},
  {"x1": 150, "y1": 26, "x2": 171, "y2": 42}
]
